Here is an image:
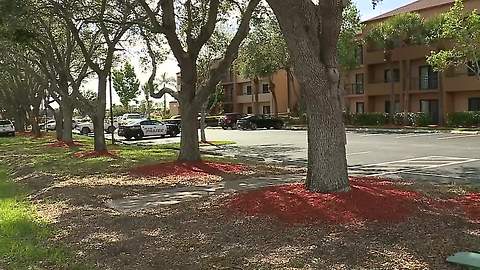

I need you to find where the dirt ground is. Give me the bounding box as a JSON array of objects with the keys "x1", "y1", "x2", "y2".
[{"x1": 23, "y1": 173, "x2": 477, "y2": 270}]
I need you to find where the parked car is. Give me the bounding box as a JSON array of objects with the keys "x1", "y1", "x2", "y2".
[
  {"x1": 76, "y1": 118, "x2": 118, "y2": 135},
  {"x1": 46, "y1": 119, "x2": 77, "y2": 130},
  {"x1": 118, "y1": 119, "x2": 180, "y2": 140},
  {"x1": 219, "y1": 113, "x2": 246, "y2": 129},
  {"x1": 119, "y1": 113, "x2": 144, "y2": 125},
  {"x1": 237, "y1": 115, "x2": 284, "y2": 130},
  {"x1": 0, "y1": 120, "x2": 15, "y2": 136}
]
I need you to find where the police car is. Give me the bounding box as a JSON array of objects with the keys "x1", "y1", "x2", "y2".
[{"x1": 118, "y1": 119, "x2": 180, "y2": 140}]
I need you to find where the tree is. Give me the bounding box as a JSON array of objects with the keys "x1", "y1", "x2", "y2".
[
  {"x1": 236, "y1": 9, "x2": 289, "y2": 116},
  {"x1": 427, "y1": 0, "x2": 480, "y2": 80},
  {"x1": 138, "y1": 0, "x2": 261, "y2": 161},
  {"x1": 338, "y1": 2, "x2": 362, "y2": 71},
  {"x1": 51, "y1": 0, "x2": 135, "y2": 152},
  {"x1": 366, "y1": 12, "x2": 425, "y2": 115},
  {"x1": 113, "y1": 62, "x2": 141, "y2": 110}
]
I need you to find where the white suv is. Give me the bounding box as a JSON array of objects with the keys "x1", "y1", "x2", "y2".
[
  {"x1": 0, "y1": 120, "x2": 15, "y2": 136},
  {"x1": 119, "y1": 113, "x2": 144, "y2": 125}
]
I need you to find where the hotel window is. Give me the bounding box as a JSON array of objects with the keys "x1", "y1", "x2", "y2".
[
  {"x1": 467, "y1": 61, "x2": 480, "y2": 76},
  {"x1": 356, "y1": 102, "x2": 365, "y2": 114},
  {"x1": 384, "y1": 68, "x2": 400, "y2": 83},
  {"x1": 355, "y1": 73, "x2": 364, "y2": 94},
  {"x1": 262, "y1": 83, "x2": 270, "y2": 93},
  {"x1": 419, "y1": 65, "x2": 438, "y2": 90},
  {"x1": 247, "y1": 106, "x2": 253, "y2": 114},
  {"x1": 468, "y1": 98, "x2": 480, "y2": 111},
  {"x1": 245, "y1": 85, "x2": 252, "y2": 95},
  {"x1": 263, "y1": 106, "x2": 271, "y2": 115},
  {"x1": 355, "y1": 45, "x2": 363, "y2": 65}
]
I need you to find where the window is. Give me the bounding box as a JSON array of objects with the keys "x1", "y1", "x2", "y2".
[
  {"x1": 384, "y1": 69, "x2": 400, "y2": 83},
  {"x1": 467, "y1": 61, "x2": 480, "y2": 76},
  {"x1": 262, "y1": 84, "x2": 270, "y2": 93},
  {"x1": 263, "y1": 106, "x2": 271, "y2": 114},
  {"x1": 385, "y1": 100, "x2": 400, "y2": 113},
  {"x1": 355, "y1": 45, "x2": 363, "y2": 65},
  {"x1": 356, "y1": 102, "x2": 365, "y2": 114},
  {"x1": 247, "y1": 106, "x2": 253, "y2": 114},
  {"x1": 468, "y1": 98, "x2": 480, "y2": 111},
  {"x1": 419, "y1": 65, "x2": 438, "y2": 90},
  {"x1": 246, "y1": 85, "x2": 252, "y2": 95},
  {"x1": 355, "y1": 73, "x2": 364, "y2": 94},
  {"x1": 420, "y1": 99, "x2": 439, "y2": 124}
]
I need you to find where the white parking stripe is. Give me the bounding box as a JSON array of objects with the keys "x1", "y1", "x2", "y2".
[
  {"x1": 346, "y1": 151, "x2": 370, "y2": 156},
  {"x1": 360, "y1": 134, "x2": 384, "y2": 137},
  {"x1": 369, "y1": 158, "x2": 479, "y2": 177},
  {"x1": 437, "y1": 134, "x2": 480, "y2": 140},
  {"x1": 395, "y1": 133, "x2": 440, "y2": 139}
]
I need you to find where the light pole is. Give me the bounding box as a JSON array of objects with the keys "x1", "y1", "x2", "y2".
[{"x1": 109, "y1": 71, "x2": 115, "y2": 145}]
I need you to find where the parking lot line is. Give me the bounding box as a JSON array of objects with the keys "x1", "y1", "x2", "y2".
[
  {"x1": 437, "y1": 134, "x2": 480, "y2": 140},
  {"x1": 346, "y1": 151, "x2": 370, "y2": 156},
  {"x1": 395, "y1": 133, "x2": 440, "y2": 139},
  {"x1": 360, "y1": 134, "x2": 384, "y2": 137}
]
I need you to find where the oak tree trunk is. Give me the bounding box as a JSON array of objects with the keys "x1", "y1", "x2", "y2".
[
  {"x1": 53, "y1": 108, "x2": 63, "y2": 141},
  {"x1": 93, "y1": 75, "x2": 108, "y2": 152},
  {"x1": 178, "y1": 104, "x2": 201, "y2": 161},
  {"x1": 61, "y1": 99, "x2": 74, "y2": 143},
  {"x1": 29, "y1": 108, "x2": 41, "y2": 137},
  {"x1": 14, "y1": 109, "x2": 26, "y2": 132},
  {"x1": 267, "y1": 0, "x2": 350, "y2": 192},
  {"x1": 200, "y1": 102, "x2": 207, "y2": 143}
]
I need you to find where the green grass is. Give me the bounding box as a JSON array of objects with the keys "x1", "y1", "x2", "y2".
[{"x1": 0, "y1": 166, "x2": 88, "y2": 269}]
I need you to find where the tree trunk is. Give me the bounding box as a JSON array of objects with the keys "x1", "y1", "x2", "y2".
[
  {"x1": 178, "y1": 104, "x2": 201, "y2": 161},
  {"x1": 29, "y1": 107, "x2": 41, "y2": 137},
  {"x1": 53, "y1": 108, "x2": 63, "y2": 141},
  {"x1": 93, "y1": 75, "x2": 108, "y2": 152},
  {"x1": 200, "y1": 102, "x2": 207, "y2": 143},
  {"x1": 269, "y1": 76, "x2": 279, "y2": 116},
  {"x1": 389, "y1": 60, "x2": 396, "y2": 116},
  {"x1": 61, "y1": 99, "x2": 74, "y2": 143},
  {"x1": 267, "y1": 0, "x2": 349, "y2": 192},
  {"x1": 303, "y1": 69, "x2": 350, "y2": 192},
  {"x1": 14, "y1": 109, "x2": 26, "y2": 132}
]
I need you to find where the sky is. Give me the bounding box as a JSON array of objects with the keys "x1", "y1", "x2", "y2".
[{"x1": 103, "y1": 0, "x2": 417, "y2": 106}]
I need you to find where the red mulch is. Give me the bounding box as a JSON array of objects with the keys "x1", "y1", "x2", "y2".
[
  {"x1": 47, "y1": 140, "x2": 84, "y2": 148},
  {"x1": 129, "y1": 161, "x2": 249, "y2": 178},
  {"x1": 226, "y1": 178, "x2": 421, "y2": 225},
  {"x1": 73, "y1": 150, "x2": 118, "y2": 159}
]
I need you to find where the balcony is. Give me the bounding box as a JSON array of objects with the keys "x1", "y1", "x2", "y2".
[
  {"x1": 344, "y1": 83, "x2": 365, "y2": 96},
  {"x1": 365, "y1": 82, "x2": 401, "y2": 96},
  {"x1": 410, "y1": 77, "x2": 438, "y2": 92},
  {"x1": 257, "y1": 93, "x2": 272, "y2": 102},
  {"x1": 236, "y1": 94, "x2": 254, "y2": 104}
]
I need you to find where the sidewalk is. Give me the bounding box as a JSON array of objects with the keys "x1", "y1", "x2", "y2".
[{"x1": 107, "y1": 174, "x2": 305, "y2": 212}]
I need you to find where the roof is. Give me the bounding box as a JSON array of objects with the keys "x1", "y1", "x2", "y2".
[{"x1": 364, "y1": 0, "x2": 455, "y2": 22}]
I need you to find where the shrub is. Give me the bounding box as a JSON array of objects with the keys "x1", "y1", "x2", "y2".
[
  {"x1": 352, "y1": 113, "x2": 389, "y2": 126},
  {"x1": 344, "y1": 112, "x2": 432, "y2": 127},
  {"x1": 446, "y1": 112, "x2": 480, "y2": 127}
]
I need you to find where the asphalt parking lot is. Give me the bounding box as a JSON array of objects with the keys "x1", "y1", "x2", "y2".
[{"x1": 108, "y1": 128, "x2": 480, "y2": 184}]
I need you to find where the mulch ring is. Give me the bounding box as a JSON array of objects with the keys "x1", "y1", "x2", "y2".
[
  {"x1": 225, "y1": 177, "x2": 480, "y2": 225},
  {"x1": 73, "y1": 150, "x2": 119, "y2": 159},
  {"x1": 129, "y1": 161, "x2": 255, "y2": 184},
  {"x1": 47, "y1": 140, "x2": 84, "y2": 148}
]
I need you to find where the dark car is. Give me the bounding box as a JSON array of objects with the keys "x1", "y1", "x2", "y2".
[
  {"x1": 219, "y1": 113, "x2": 245, "y2": 129},
  {"x1": 236, "y1": 115, "x2": 284, "y2": 130}
]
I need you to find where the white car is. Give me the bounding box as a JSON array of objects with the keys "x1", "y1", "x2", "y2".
[
  {"x1": 119, "y1": 113, "x2": 144, "y2": 125},
  {"x1": 46, "y1": 119, "x2": 77, "y2": 131},
  {"x1": 0, "y1": 120, "x2": 15, "y2": 136},
  {"x1": 118, "y1": 119, "x2": 180, "y2": 140},
  {"x1": 76, "y1": 118, "x2": 118, "y2": 135}
]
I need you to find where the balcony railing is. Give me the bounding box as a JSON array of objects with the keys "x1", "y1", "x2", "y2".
[
  {"x1": 344, "y1": 83, "x2": 365, "y2": 95},
  {"x1": 411, "y1": 77, "x2": 438, "y2": 91}
]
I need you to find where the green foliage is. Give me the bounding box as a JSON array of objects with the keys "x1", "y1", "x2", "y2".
[
  {"x1": 366, "y1": 12, "x2": 425, "y2": 50},
  {"x1": 426, "y1": 0, "x2": 480, "y2": 77},
  {"x1": 113, "y1": 62, "x2": 141, "y2": 109},
  {"x1": 446, "y1": 112, "x2": 480, "y2": 127},
  {"x1": 344, "y1": 112, "x2": 433, "y2": 127},
  {"x1": 236, "y1": 12, "x2": 289, "y2": 78},
  {"x1": 338, "y1": 2, "x2": 363, "y2": 70}
]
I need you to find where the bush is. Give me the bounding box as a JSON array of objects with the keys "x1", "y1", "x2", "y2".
[
  {"x1": 446, "y1": 112, "x2": 480, "y2": 127},
  {"x1": 344, "y1": 112, "x2": 432, "y2": 127}
]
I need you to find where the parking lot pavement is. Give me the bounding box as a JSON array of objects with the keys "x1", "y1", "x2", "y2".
[{"x1": 97, "y1": 128, "x2": 480, "y2": 184}]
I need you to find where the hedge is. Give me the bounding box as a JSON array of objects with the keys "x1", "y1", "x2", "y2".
[
  {"x1": 446, "y1": 112, "x2": 480, "y2": 127},
  {"x1": 344, "y1": 112, "x2": 433, "y2": 127}
]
